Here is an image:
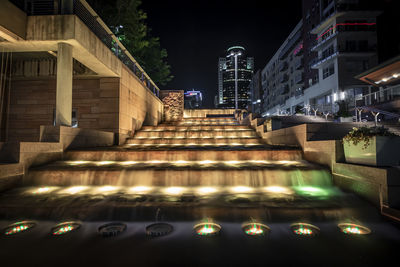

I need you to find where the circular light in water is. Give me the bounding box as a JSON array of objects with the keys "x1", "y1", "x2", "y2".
[
  {"x1": 242, "y1": 222, "x2": 270, "y2": 236},
  {"x1": 98, "y1": 222, "x2": 127, "y2": 237},
  {"x1": 146, "y1": 223, "x2": 173, "y2": 237},
  {"x1": 338, "y1": 223, "x2": 371, "y2": 235},
  {"x1": 4, "y1": 221, "x2": 36, "y2": 236},
  {"x1": 51, "y1": 221, "x2": 81, "y2": 236},
  {"x1": 194, "y1": 222, "x2": 221, "y2": 236},
  {"x1": 291, "y1": 223, "x2": 320, "y2": 237}
]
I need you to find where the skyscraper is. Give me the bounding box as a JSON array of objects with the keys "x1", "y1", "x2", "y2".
[{"x1": 217, "y1": 46, "x2": 254, "y2": 109}]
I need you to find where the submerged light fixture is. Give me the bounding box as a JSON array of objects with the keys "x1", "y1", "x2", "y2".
[
  {"x1": 338, "y1": 223, "x2": 371, "y2": 235},
  {"x1": 98, "y1": 222, "x2": 127, "y2": 237},
  {"x1": 51, "y1": 221, "x2": 81, "y2": 236},
  {"x1": 4, "y1": 221, "x2": 36, "y2": 236},
  {"x1": 146, "y1": 223, "x2": 173, "y2": 237},
  {"x1": 291, "y1": 223, "x2": 320, "y2": 237},
  {"x1": 194, "y1": 220, "x2": 221, "y2": 236},
  {"x1": 242, "y1": 222, "x2": 270, "y2": 236}
]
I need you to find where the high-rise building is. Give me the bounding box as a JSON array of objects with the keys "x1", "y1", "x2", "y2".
[
  {"x1": 249, "y1": 70, "x2": 263, "y2": 115},
  {"x1": 217, "y1": 46, "x2": 254, "y2": 109},
  {"x1": 261, "y1": 21, "x2": 304, "y2": 113},
  {"x1": 184, "y1": 90, "x2": 203, "y2": 109},
  {"x1": 259, "y1": 0, "x2": 381, "y2": 116}
]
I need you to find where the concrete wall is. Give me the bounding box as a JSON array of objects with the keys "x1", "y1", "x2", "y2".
[
  {"x1": 8, "y1": 71, "x2": 162, "y2": 143},
  {"x1": 24, "y1": 15, "x2": 119, "y2": 77},
  {"x1": 119, "y1": 65, "x2": 163, "y2": 138},
  {"x1": 40, "y1": 125, "x2": 115, "y2": 150},
  {"x1": 247, "y1": 113, "x2": 400, "y2": 211},
  {"x1": 0, "y1": 0, "x2": 27, "y2": 40},
  {"x1": 8, "y1": 77, "x2": 120, "y2": 142}
]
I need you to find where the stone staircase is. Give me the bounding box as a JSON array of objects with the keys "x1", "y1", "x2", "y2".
[
  {"x1": 27, "y1": 116, "x2": 322, "y2": 187},
  {"x1": 0, "y1": 115, "x2": 339, "y2": 221}
]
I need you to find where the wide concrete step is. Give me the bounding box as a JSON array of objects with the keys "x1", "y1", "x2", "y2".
[
  {"x1": 125, "y1": 137, "x2": 262, "y2": 145},
  {"x1": 64, "y1": 149, "x2": 303, "y2": 161},
  {"x1": 133, "y1": 129, "x2": 257, "y2": 139},
  {"x1": 164, "y1": 121, "x2": 239, "y2": 126},
  {"x1": 183, "y1": 117, "x2": 236, "y2": 121},
  {"x1": 26, "y1": 161, "x2": 330, "y2": 187},
  {"x1": 140, "y1": 125, "x2": 250, "y2": 131}
]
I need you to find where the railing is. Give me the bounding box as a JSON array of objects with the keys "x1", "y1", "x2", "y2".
[
  {"x1": 294, "y1": 87, "x2": 303, "y2": 98},
  {"x1": 279, "y1": 74, "x2": 288, "y2": 83},
  {"x1": 356, "y1": 85, "x2": 400, "y2": 107},
  {"x1": 310, "y1": 46, "x2": 339, "y2": 68},
  {"x1": 9, "y1": 0, "x2": 160, "y2": 98},
  {"x1": 311, "y1": 31, "x2": 338, "y2": 51},
  {"x1": 279, "y1": 62, "x2": 288, "y2": 72},
  {"x1": 310, "y1": 45, "x2": 376, "y2": 68},
  {"x1": 294, "y1": 59, "x2": 303, "y2": 70},
  {"x1": 294, "y1": 74, "x2": 303, "y2": 84}
]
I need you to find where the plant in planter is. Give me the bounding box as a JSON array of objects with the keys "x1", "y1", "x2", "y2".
[
  {"x1": 335, "y1": 100, "x2": 353, "y2": 122},
  {"x1": 295, "y1": 105, "x2": 304, "y2": 115},
  {"x1": 343, "y1": 126, "x2": 400, "y2": 166}
]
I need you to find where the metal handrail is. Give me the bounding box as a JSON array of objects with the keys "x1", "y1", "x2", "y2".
[
  {"x1": 75, "y1": 0, "x2": 160, "y2": 96},
  {"x1": 9, "y1": 0, "x2": 160, "y2": 97}
]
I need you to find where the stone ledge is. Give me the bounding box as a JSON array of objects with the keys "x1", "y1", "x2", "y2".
[{"x1": 40, "y1": 125, "x2": 115, "y2": 149}]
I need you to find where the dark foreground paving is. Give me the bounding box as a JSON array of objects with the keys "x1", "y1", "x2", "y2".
[
  {"x1": 0, "y1": 220, "x2": 399, "y2": 266},
  {"x1": 0, "y1": 193, "x2": 399, "y2": 267}
]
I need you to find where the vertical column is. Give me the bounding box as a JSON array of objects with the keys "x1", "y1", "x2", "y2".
[{"x1": 55, "y1": 42, "x2": 73, "y2": 126}]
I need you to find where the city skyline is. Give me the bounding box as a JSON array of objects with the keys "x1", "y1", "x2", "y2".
[
  {"x1": 141, "y1": 0, "x2": 302, "y2": 107},
  {"x1": 142, "y1": 0, "x2": 399, "y2": 108}
]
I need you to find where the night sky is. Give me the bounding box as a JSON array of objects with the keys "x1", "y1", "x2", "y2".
[{"x1": 141, "y1": 0, "x2": 302, "y2": 108}]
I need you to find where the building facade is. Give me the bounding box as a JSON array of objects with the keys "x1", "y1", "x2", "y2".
[
  {"x1": 217, "y1": 46, "x2": 254, "y2": 109},
  {"x1": 249, "y1": 70, "x2": 262, "y2": 115},
  {"x1": 260, "y1": 0, "x2": 381, "y2": 117},
  {"x1": 184, "y1": 90, "x2": 203, "y2": 109},
  {"x1": 261, "y1": 21, "x2": 304, "y2": 114}
]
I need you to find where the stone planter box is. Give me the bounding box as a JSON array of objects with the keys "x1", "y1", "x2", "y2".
[
  {"x1": 343, "y1": 136, "x2": 400, "y2": 166},
  {"x1": 339, "y1": 117, "x2": 353, "y2": 123}
]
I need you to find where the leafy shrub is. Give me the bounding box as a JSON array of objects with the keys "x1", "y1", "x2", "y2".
[{"x1": 343, "y1": 126, "x2": 397, "y2": 149}]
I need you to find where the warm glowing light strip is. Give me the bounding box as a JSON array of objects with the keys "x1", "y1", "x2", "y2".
[{"x1": 316, "y1": 23, "x2": 376, "y2": 40}]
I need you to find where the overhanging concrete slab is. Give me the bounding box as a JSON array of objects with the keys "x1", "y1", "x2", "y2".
[{"x1": 0, "y1": 15, "x2": 121, "y2": 77}]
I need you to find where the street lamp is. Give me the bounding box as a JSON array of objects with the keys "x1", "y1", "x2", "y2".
[{"x1": 227, "y1": 50, "x2": 242, "y2": 110}]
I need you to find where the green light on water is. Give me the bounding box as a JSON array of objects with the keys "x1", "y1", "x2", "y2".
[{"x1": 293, "y1": 186, "x2": 331, "y2": 197}]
